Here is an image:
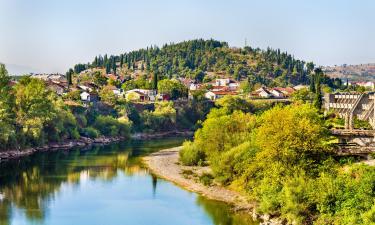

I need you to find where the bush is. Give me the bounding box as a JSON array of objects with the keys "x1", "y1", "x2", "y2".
[
  {"x1": 83, "y1": 127, "x2": 100, "y2": 138},
  {"x1": 199, "y1": 173, "x2": 214, "y2": 186},
  {"x1": 179, "y1": 141, "x2": 206, "y2": 166},
  {"x1": 93, "y1": 115, "x2": 131, "y2": 137}
]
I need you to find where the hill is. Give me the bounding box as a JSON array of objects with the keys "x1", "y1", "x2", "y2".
[
  {"x1": 70, "y1": 39, "x2": 338, "y2": 88},
  {"x1": 323, "y1": 63, "x2": 375, "y2": 81}
]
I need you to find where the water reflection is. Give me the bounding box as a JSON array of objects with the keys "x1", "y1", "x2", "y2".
[{"x1": 0, "y1": 138, "x2": 256, "y2": 225}]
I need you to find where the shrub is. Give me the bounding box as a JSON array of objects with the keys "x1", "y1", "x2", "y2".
[
  {"x1": 199, "y1": 173, "x2": 214, "y2": 186},
  {"x1": 93, "y1": 115, "x2": 131, "y2": 137},
  {"x1": 83, "y1": 127, "x2": 100, "y2": 138},
  {"x1": 179, "y1": 141, "x2": 206, "y2": 166}
]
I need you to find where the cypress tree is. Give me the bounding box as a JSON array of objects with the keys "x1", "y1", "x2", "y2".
[{"x1": 152, "y1": 72, "x2": 158, "y2": 90}]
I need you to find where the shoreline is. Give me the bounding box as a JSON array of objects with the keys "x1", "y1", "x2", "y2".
[
  {"x1": 0, "y1": 136, "x2": 126, "y2": 162},
  {"x1": 0, "y1": 130, "x2": 193, "y2": 163},
  {"x1": 142, "y1": 147, "x2": 285, "y2": 225}
]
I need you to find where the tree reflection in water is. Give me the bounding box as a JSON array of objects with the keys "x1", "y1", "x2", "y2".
[
  {"x1": 0, "y1": 139, "x2": 182, "y2": 223},
  {"x1": 0, "y1": 138, "x2": 256, "y2": 225}
]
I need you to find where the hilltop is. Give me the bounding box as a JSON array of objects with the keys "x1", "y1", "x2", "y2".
[
  {"x1": 70, "y1": 39, "x2": 337, "y2": 89},
  {"x1": 323, "y1": 63, "x2": 375, "y2": 81}
]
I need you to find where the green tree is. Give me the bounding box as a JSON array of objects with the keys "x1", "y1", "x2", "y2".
[{"x1": 0, "y1": 64, "x2": 16, "y2": 149}]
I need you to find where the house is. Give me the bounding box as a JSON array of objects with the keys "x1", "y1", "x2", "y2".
[
  {"x1": 156, "y1": 93, "x2": 170, "y2": 101},
  {"x1": 80, "y1": 91, "x2": 91, "y2": 101},
  {"x1": 272, "y1": 87, "x2": 296, "y2": 97},
  {"x1": 125, "y1": 90, "x2": 148, "y2": 101},
  {"x1": 212, "y1": 78, "x2": 239, "y2": 91},
  {"x1": 252, "y1": 87, "x2": 272, "y2": 98},
  {"x1": 125, "y1": 89, "x2": 157, "y2": 101},
  {"x1": 105, "y1": 85, "x2": 124, "y2": 97},
  {"x1": 270, "y1": 89, "x2": 284, "y2": 98},
  {"x1": 205, "y1": 90, "x2": 236, "y2": 101}
]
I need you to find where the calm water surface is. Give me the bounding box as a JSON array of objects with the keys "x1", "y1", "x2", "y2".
[{"x1": 0, "y1": 138, "x2": 257, "y2": 225}]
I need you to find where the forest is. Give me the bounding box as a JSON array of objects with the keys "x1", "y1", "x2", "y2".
[{"x1": 71, "y1": 39, "x2": 341, "y2": 89}]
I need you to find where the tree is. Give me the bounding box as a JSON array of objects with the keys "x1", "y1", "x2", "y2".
[
  {"x1": 66, "y1": 68, "x2": 73, "y2": 85},
  {"x1": 93, "y1": 71, "x2": 107, "y2": 86},
  {"x1": 99, "y1": 86, "x2": 117, "y2": 105},
  {"x1": 15, "y1": 77, "x2": 57, "y2": 145},
  {"x1": 314, "y1": 68, "x2": 323, "y2": 110},
  {"x1": 0, "y1": 64, "x2": 16, "y2": 149},
  {"x1": 152, "y1": 72, "x2": 158, "y2": 90},
  {"x1": 157, "y1": 79, "x2": 188, "y2": 100}
]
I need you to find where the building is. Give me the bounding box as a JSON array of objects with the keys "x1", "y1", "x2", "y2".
[
  {"x1": 270, "y1": 89, "x2": 284, "y2": 98},
  {"x1": 272, "y1": 87, "x2": 295, "y2": 97},
  {"x1": 251, "y1": 87, "x2": 272, "y2": 98},
  {"x1": 205, "y1": 90, "x2": 236, "y2": 100},
  {"x1": 125, "y1": 89, "x2": 157, "y2": 102},
  {"x1": 80, "y1": 91, "x2": 91, "y2": 101},
  {"x1": 213, "y1": 78, "x2": 239, "y2": 91},
  {"x1": 325, "y1": 92, "x2": 375, "y2": 129}
]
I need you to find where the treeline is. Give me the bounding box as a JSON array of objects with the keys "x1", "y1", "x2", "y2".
[
  {"x1": 0, "y1": 64, "x2": 212, "y2": 151},
  {"x1": 0, "y1": 64, "x2": 130, "y2": 151},
  {"x1": 180, "y1": 96, "x2": 375, "y2": 224},
  {"x1": 71, "y1": 39, "x2": 340, "y2": 88}
]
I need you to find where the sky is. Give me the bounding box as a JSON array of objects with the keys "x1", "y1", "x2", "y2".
[{"x1": 0, "y1": 0, "x2": 374, "y2": 74}]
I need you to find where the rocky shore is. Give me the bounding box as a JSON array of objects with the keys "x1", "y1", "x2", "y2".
[
  {"x1": 0, "y1": 130, "x2": 194, "y2": 163},
  {"x1": 0, "y1": 136, "x2": 126, "y2": 162},
  {"x1": 143, "y1": 147, "x2": 286, "y2": 225}
]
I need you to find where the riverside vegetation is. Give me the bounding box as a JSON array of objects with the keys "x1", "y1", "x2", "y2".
[
  {"x1": 180, "y1": 96, "x2": 375, "y2": 225},
  {"x1": 0, "y1": 64, "x2": 212, "y2": 152}
]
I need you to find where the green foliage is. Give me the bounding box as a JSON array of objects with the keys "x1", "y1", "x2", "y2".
[
  {"x1": 179, "y1": 141, "x2": 206, "y2": 166},
  {"x1": 157, "y1": 79, "x2": 188, "y2": 100},
  {"x1": 93, "y1": 115, "x2": 130, "y2": 137},
  {"x1": 0, "y1": 64, "x2": 16, "y2": 150},
  {"x1": 215, "y1": 96, "x2": 253, "y2": 114},
  {"x1": 199, "y1": 173, "x2": 214, "y2": 186},
  {"x1": 179, "y1": 103, "x2": 375, "y2": 224},
  {"x1": 82, "y1": 127, "x2": 100, "y2": 138},
  {"x1": 141, "y1": 101, "x2": 176, "y2": 132},
  {"x1": 99, "y1": 85, "x2": 117, "y2": 105},
  {"x1": 73, "y1": 39, "x2": 336, "y2": 88},
  {"x1": 291, "y1": 88, "x2": 313, "y2": 103}
]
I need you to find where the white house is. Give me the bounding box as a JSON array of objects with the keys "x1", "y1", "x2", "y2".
[
  {"x1": 80, "y1": 91, "x2": 91, "y2": 101},
  {"x1": 213, "y1": 78, "x2": 239, "y2": 91},
  {"x1": 270, "y1": 89, "x2": 284, "y2": 98},
  {"x1": 205, "y1": 90, "x2": 236, "y2": 101},
  {"x1": 252, "y1": 87, "x2": 272, "y2": 98},
  {"x1": 125, "y1": 89, "x2": 157, "y2": 101}
]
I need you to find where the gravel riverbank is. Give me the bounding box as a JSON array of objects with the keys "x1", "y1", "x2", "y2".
[{"x1": 142, "y1": 147, "x2": 286, "y2": 225}]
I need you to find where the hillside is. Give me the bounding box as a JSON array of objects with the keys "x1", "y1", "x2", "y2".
[
  {"x1": 71, "y1": 39, "x2": 337, "y2": 88},
  {"x1": 323, "y1": 63, "x2": 375, "y2": 81}
]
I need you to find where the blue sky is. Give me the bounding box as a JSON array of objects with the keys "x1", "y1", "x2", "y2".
[{"x1": 1, "y1": 0, "x2": 374, "y2": 74}]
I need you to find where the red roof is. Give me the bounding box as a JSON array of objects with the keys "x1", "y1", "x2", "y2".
[
  {"x1": 273, "y1": 87, "x2": 295, "y2": 95},
  {"x1": 211, "y1": 91, "x2": 237, "y2": 95}
]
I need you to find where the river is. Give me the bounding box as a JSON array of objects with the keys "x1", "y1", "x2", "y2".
[{"x1": 0, "y1": 138, "x2": 257, "y2": 225}]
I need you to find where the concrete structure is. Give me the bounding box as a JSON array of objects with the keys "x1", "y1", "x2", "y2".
[
  {"x1": 325, "y1": 92, "x2": 375, "y2": 129},
  {"x1": 326, "y1": 92, "x2": 375, "y2": 155}
]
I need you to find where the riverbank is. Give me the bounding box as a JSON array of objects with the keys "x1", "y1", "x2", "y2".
[
  {"x1": 0, "y1": 130, "x2": 193, "y2": 162},
  {"x1": 143, "y1": 147, "x2": 285, "y2": 225},
  {"x1": 0, "y1": 136, "x2": 125, "y2": 162}
]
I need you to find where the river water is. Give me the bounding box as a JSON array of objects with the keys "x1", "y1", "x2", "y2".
[{"x1": 0, "y1": 138, "x2": 257, "y2": 225}]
